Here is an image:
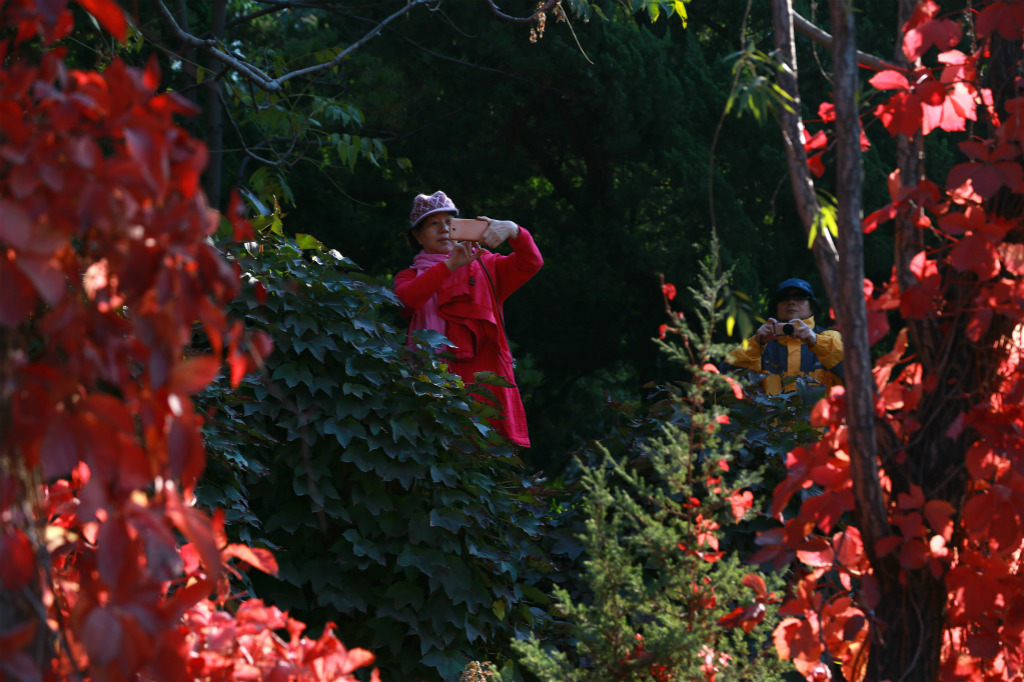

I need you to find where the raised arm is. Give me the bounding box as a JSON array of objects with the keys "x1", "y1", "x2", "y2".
[{"x1": 490, "y1": 226, "x2": 544, "y2": 300}]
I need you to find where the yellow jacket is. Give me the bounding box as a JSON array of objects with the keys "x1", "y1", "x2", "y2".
[{"x1": 723, "y1": 316, "x2": 844, "y2": 395}]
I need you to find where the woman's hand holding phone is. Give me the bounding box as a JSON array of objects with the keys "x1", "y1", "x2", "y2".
[
  {"x1": 445, "y1": 242, "x2": 480, "y2": 271},
  {"x1": 479, "y1": 218, "x2": 519, "y2": 248}
]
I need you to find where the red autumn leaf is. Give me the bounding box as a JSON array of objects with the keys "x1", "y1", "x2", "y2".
[
  {"x1": 976, "y1": 1, "x2": 1024, "y2": 39},
  {"x1": 168, "y1": 412, "x2": 205, "y2": 488},
  {"x1": 166, "y1": 488, "x2": 222, "y2": 582},
  {"x1": 81, "y1": 606, "x2": 123, "y2": 664},
  {"x1": 924, "y1": 499, "x2": 956, "y2": 540},
  {"x1": 796, "y1": 536, "x2": 835, "y2": 568},
  {"x1": 923, "y1": 85, "x2": 975, "y2": 134},
  {"x1": 729, "y1": 490, "x2": 754, "y2": 520},
  {"x1": 0, "y1": 256, "x2": 37, "y2": 328},
  {"x1": 965, "y1": 632, "x2": 1002, "y2": 658},
  {"x1": 896, "y1": 510, "x2": 925, "y2": 540},
  {"x1": 808, "y1": 152, "x2": 826, "y2": 178},
  {"x1": 0, "y1": 529, "x2": 36, "y2": 591},
  {"x1": 874, "y1": 91, "x2": 924, "y2": 138},
  {"x1": 749, "y1": 526, "x2": 795, "y2": 570},
  {"x1": 874, "y1": 535, "x2": 903, "y2": 558},
  {"x1": 998, "y1": 242, "x2": 1024, "y2": 275},
  {"x1": 898, "y1": 538, "x2": 929, "y2": 569},
  {"x1": 723, "y1": 374, "x2": 744, "y2": 400},
  {"x1": 903, "y1": 17, "x2": 962, "y2": 61},
  {"x1": 966, "y1": 442, "x2": 1010, "y2": 480},
  {"x1": 336, "y1": 647, "x2": 377, "y2": 676},
  {"x1": 96, "y1": 517, "x2": 136, "y2": 589},
  {"x1": 866, "y1": 309, "x2": 890, "y2": 346},
  {"x1": 222, "y1": 543, "x2": 280, "y2": 576},
  {"x1": 801, "y1": 489, "x2": 854, "y2": 534},
  {"x1": 0, "y1": 199, "x2": 32, "y2": 249},
  {"x1": 803, "y1": 129, "x2": 827, "y2": 151},
  {"x1": 743, "y1": 573, "x2": 769, "y2": 599},
  {"x1": 915, "y1": 79, "x2": 948, "y2": 106},
  {"x1": 902, "y1": 0, "x2": 940, "y2": 30},
  {"x1": 862, "y1": 203, "x2": 897, "y2": 234},
  {"x1": 39, "y1": 411, "x2": 82, "y2": 479},
  {"x1": 950, "y1": 233, "x2": 1000, "y2": 279},
  {"x1": 75, "y1": 0, "x2": 128, "y2": 42},
  {"x1": 169, "y1": 355, "x2": 223, "y2": 395},
  {"x1": 832, "y1": 527, "x2": 864, "y2": 569},
  {"x1": 17, "y1": 254, "x2": 65, "y2": 306},
  {"x1": 719, "y1": 603, "x2": 768, "y2": 633},
  {"x1": 870, "y1": 70, "x2": 911, "y2": 92},
  {"x1": 0, "y1": 619, "x2": 39, "y2": 657},
  {"x1": 898, "y1": 484, "x2": 926, "y2": 510},
  {"x1": 947, "y1": 160, "x2": 1023, "y2": 199},
  {"x1": 966, "y1": 308, "x2": 993, "y2": 342}
]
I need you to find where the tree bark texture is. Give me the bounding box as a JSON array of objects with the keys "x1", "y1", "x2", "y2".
[{"x1": 203, "y1": 0, "x2": 226, "y2": 210}]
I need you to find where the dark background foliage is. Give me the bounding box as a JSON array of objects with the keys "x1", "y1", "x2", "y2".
[{"x1": 123, "y1": 0, "x2": 928, "y2": 472}]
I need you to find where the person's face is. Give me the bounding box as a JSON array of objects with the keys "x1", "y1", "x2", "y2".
[
  {"x1": 413, "y1": 213, "x2": 454, "y2": 254},
  {"x1": 776, "y1": 289, "x2": 812, "y2": 321}
]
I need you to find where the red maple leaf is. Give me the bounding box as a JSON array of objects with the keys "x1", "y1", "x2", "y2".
[
  {"x1": 976, "y1": 1, "x2": 1024, "y2": 39},
  {"x1": 873, "y1": 90, "x2": 924, "y2": 138},
  {"x1": 903, "y1": 16, "x2": 962, "y2": 62},
  {"x1": 946, "y1": 140, "x2": 1024, "y2": 199}
]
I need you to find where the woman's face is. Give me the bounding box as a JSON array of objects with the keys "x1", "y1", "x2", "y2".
[
  {"x1": 776, "y1": 289, "x2": 813, "y2": 321},
  {"x1": 413, "y1": 213, "x2": 454, "y2": 254}
]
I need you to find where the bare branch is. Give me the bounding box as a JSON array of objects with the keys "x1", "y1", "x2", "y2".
[
  {"x1": 154, "y1": 0, "x2": 431, "y2": 92},
  {"x1": 792, "y1": 10, "x2": 902, "y2": 72}
]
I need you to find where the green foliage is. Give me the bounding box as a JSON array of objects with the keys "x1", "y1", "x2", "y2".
[
  {"x1": 724, "y1": 46, "x2": 797, "y2": 122},
  {"x1": 514, "y1": 245, "x2": 792, "y2": 681},
  {"x1": 197, "y1": 222, "x2": 560, "y2": 681}
]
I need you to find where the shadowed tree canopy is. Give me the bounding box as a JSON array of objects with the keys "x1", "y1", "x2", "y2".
[{"x1": 129, "y1": 0, "x2": 897, "y2": 464}]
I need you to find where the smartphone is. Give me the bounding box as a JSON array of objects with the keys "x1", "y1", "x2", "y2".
[{"x1": 449, "y1": 218, "x2": 489, "y2": 242}]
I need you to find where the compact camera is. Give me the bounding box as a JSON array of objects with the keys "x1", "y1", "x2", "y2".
[{"x1": 771, "y1": 323, "x2": 796, "y2": 336}]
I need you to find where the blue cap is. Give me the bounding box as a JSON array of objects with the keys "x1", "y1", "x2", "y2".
[{"x1": 775, "y1": 278, "x2": 816, "y2": 299}]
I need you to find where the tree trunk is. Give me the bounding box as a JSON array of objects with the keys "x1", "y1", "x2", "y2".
[
  {"x1": 770, "y1": 0, "x2": 839, "y2": 301},
  {"x1": 203, "y1": 0, "x2": 226, "y2": 210}
]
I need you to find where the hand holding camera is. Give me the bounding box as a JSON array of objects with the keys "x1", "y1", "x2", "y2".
[{"x1": 755, "y1": 318, "x2": 818, "y2": 347}]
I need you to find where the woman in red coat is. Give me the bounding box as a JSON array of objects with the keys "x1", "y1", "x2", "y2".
[{"x1": 394, "y1": 190, "x2": 543, "y2": 447}]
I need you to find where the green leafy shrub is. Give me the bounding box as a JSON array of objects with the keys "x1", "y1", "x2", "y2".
[{"x1": 197, "y1": 222, "x2": 559, "y2": 681}]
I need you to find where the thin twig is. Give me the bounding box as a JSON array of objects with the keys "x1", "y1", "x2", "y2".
[
  {"x1": 154, "y1": 0, "x2": 430, "y2": 92},
  {"x1": 481, "y1": 0, "x2": 562, "y2": 23}
]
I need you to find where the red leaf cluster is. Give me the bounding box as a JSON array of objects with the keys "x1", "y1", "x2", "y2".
[
  {"x1": 747, "y1": 4, "x2": 1024, "y2": 678},
  {"x1": 0, "y1": 3, "x2": 377, "y2": 682}
]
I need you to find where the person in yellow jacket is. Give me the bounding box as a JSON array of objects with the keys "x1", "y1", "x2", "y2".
[{"x1": 723, "y1": 278, "x2": 844, "y2": 396}]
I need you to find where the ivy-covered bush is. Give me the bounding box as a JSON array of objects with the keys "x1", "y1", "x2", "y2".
[{"x1": 196, "y1": 221, "x2": 559, "y2": 681}]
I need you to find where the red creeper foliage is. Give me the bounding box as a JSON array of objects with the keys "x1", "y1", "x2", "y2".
[
  {"x1": 0, "y1": 2, "x2": 380, "y2": 680},
  {"x1": 721, "y1": 2, "x2": 1024, "y2": 680}
]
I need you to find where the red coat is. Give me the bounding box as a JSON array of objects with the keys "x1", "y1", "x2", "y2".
[{"x1": 394, "y1": 228, "x2": 543, "y2": 446}]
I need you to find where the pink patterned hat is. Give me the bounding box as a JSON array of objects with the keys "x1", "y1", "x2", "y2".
[{"x1": 409, "y1": 190, "x2": 458, "y2": 228}]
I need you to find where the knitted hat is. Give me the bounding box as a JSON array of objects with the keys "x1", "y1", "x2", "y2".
[{"x1": 409, "y1": 191, "x2": 458, "y2": 228}]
